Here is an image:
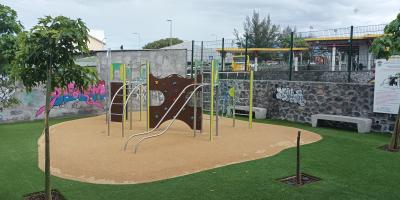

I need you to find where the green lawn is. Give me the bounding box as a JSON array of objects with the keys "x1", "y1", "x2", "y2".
[{"x1": 1, "y1": 115, "x2": 400, "y2": 199}]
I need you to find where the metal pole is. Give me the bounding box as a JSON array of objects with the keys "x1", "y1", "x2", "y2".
[
  {"x1": 348, "y1": 26, "x2": 353, "y2": 83},
  {"x1": 289, "y1": 32, "x2": 293, "y2": 81},
  {"x1": 200, "y1": 60, "x2": 204, "y2": 133},
  {"x1": 191, "y1": 40, "x2": 194, "y2": 78},
  {"x1": 249, "y1": 70, "x2": 254, "y2": 129},
  {"x1": 216, "y1": 85, "x2": 219, "y2": 136},
  {"x1": 107, "y1": 50, "x2": 111, "y2": 136},
  {"x1": 194, "y1": 61, "x2": 197, "y2": 137},
  {"x1": 200, "y1": 41, "x2": 204, "y2": 133},
  {"x1": 222, "y1": 38, "x2": 224, "y2": 72},
  {"x1": 147, "y1": 61, "x2": 150, "y2": 131},
  {"x1": 233, "y1": 85, "x2": 235, "y2": 127},
  {"x1": 106, "y1": 48, "x2": 110, "y2": 124},
  {"x1": 245, "y1": 36, "x2": 248, "y2": 71},
  {"x1": 210, "y1": 60, "x2": 215, "y2": 141},
  {"x1": 130, "y1": 61, "x2": 132, "y2": 130},
  {"x1": 140, "y1": 60, "x2": 143, "y2": 121}
]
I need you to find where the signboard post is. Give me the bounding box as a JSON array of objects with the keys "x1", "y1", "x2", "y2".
[{"x1": 373, "y1": 59, "x2": 400, "y2": 114}]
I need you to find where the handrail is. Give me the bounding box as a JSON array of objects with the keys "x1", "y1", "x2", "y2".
[
  {"x1": 124, "y1": 83, "x2": 213, "y2": 151},
  {"x1": 108, "y1": 82, "x2": 143, "y2": 136},
  {"x1": 132, "y1": 84, "x2": 208, "y2": 154},
  {"x1": 121, "y1": 83, "x2": 145, "y2": 137}
]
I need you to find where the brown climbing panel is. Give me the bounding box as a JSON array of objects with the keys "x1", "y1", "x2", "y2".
[
  {"x1": 110, "y1": 82, "x2": 128, "y2": 122},
  {"x1": 149, "y1": 74, "x2": 202, "y2": 130}
]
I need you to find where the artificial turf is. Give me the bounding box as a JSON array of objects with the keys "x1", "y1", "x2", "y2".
[{"x1": 1, "y1": 115, "x2": 400, "y2": 199}]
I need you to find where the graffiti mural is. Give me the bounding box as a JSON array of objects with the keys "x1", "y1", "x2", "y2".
[
  {"x1": 20, "y1": 92, "x2": 41, "y2": 104},
  {"x1": 0, "y1": 110, "x2": 2, "y2": 120},
  {"x1": 36, "y1": 81, "x2": 106, "y2": 116},
  {"x1": 276, "y1": 87, "x2": 307, "y2": 107},
  {"x1": 0, "y1": 74, "x2": 16, "y2": 104}
]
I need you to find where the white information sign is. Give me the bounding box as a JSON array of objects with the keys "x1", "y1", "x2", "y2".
[{"x1": 373, "y1": 59, "x2": 400, "y2": 114}]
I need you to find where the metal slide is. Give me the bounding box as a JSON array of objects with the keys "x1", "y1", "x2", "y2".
[
  {"x1": 108, "y1": 82, "x2": 145, "y2": 136},
  {"x1": 124, "y1": 83, "x2": 212, "y2": 153}
]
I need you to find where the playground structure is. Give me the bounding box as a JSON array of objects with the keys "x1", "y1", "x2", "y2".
[{"x1": 107, "y1": 58, "x2": 255, "y2": 154}]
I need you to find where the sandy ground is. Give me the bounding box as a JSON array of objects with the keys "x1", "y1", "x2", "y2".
[{"x1": 38, "y1": 112, "x2": 322, "y2": 184}]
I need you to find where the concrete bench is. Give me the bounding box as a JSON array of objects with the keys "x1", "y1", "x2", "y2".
[
  {"x1": 227, "y1": 106, "x2": 267, "y2": 119},
  {"x1": 311, "y1": 114, "x2": 372, "y2": 133}
]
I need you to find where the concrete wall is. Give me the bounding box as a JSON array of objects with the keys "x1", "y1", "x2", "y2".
[{"x1": 0, "y1": 49, "x2": 187, "y2": 124}]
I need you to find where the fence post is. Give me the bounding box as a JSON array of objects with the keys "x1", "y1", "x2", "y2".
[
  {"x1": 191, "y1": 40, "x2": 194, "y2": 78},
  {"x1": 245, "y1": 36, "x2": 248, "y2": 71},
  {"x1": 222, "y1": 38, "x2": 224, "y2": 72},
  {"x1": 289, "y1": 32, "x2": 293, "y2": 81},
  {"x1": 348, "y1": 26, "x2": 353, "y2": 83}
]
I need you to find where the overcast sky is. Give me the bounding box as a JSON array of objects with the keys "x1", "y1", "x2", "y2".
[{"x1": 3, "y1": 0, "x2": 400, "y2": 50}]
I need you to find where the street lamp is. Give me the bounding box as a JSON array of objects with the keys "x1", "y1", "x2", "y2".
[
  {"x1": 101, "y1": 38, "x2": 106, "y2": 50},
  {"x1": 211, "y1": 34, "x2": 217, "y2": 41},
  {"x1": 167, "y1": 20, "x2": 172, "y2": 49},
  {"x1": 133, "y1": 33, "x2": 140, "y2": 50}
]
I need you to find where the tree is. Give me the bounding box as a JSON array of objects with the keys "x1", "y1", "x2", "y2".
[
  {"x1": 278, "y1": 26, "x2": 310, "y2": 63},
  {"x1": 11, "y1": 16, "x2": 99, "y2": 200},
  {"x1": 142, "y1": 38, "x2": 183, "y2": 49},
  {"x1": 0, "y1": 4, "x2": 23, "y2": 111},
  {"x1": 120, "y1": 45, "x2": 123, "y2": 50},
  {"x1": 233, "y1": 10, "x2": 281, "y2": 62},
  {"x1": 370, "y1": 13, "x2": 400, "y2": 150}
]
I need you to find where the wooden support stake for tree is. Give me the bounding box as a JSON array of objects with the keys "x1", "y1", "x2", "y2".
[
  {"x1": 296, "y1": 131, "x2": 301, "y2": 185},
  {"x1": 389, "y1": 105, "x2": 400, "y2": 150}
]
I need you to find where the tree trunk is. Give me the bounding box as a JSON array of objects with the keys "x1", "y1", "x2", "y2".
[
  {"x1": 45, "y1": 55, "x2": 52, "y2": 200},
  {"x1": 296, "y1": 131, "x2": 301, "y2": 185},
  {"x1": 389, "y1": 105, "x2": 400, "y2": 150}
]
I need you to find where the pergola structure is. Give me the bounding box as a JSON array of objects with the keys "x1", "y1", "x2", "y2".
[
  {"x1": 215, "y1": 47, "x2": 310, "y2": 71},
  {"x1": 304, "y1": 34, "x2": 382, "y2": 71}
]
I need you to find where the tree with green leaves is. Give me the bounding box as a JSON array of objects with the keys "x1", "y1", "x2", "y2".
[
  {"x1": 0, "y1": 4, "x2": 23, "y2": 111},
  {"x1": 11, "y1": 16, "x2": 99, "y2": 200},
  {"x1": 233, "y1": 10, "x2": 281, "y2": 61},
  {"x1": 143, "y1": 38, "x2": 183, "y2": 49},
  {"x1": 370, "y1": 13, "x2": 400, "y2": 150}
]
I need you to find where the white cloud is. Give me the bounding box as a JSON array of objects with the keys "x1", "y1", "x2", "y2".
[{"x1": 3, "y1": 0, "x2": 400, "y2": 49}]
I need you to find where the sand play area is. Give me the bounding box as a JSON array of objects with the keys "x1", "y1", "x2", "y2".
[{"x1": 38, "y1": 112, "x2": 322, "y2": 184}]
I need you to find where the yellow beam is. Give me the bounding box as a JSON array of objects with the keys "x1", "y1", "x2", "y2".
[{"x1": 216, "y1": 47, "x2": 310, "y2": 53}]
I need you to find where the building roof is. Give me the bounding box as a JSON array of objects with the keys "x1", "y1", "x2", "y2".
[{"x1": 88, "y1": 29, "x2": 106, "y2": 44}]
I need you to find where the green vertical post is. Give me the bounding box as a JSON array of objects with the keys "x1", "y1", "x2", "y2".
[
  {"x1": 289, "y1": 32, "x2": 293, "y2": 81},
  {"x1": 221, "y1": 38, "x2": 224, "y2": 72},
  {"x1": 249, "y1": 70, "x2": 254, "y2": 129},
  {"x1": 348, "y1": 26, "x2": 353, "y2": 83},
  {"x1": 245, "y1": 36, "x2": 248, "y2": 71},
  {"x1": 201, "y1": 41, "x2": 203, "y2": 62},
  {"x1": 191, "y1": 40, "x2": 194, "y2": 78},
  {"x1": 147, "y1": 61, "x2": 150, "y2": 131},
  {"x1": 194, "y1": 61, "x2": 197, "y2": 137}
]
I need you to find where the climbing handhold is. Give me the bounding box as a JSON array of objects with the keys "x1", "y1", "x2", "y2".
[
  {"x1": 173, "y1": 82, "x2": 177, "y2": 85},
  {"x1": 191, "y1": 82, "x2": 194, "y2": 84},
  {"x1": 183, "y1": 90, "x2": 185, "y2": 93},
  {"x1": 155, "y1": 81, "x2": 158, "y2": 84},
  {"x1": 191, "y1": 116, "x2": 194, "y2": 119},
  {"x1": 173, "y1": 116, "x2": 176, "y2": 119},
  {"x1": 164, "y1": 90, "x2": 167, "y2": 93},
  {"x1": 155, "y1": 115, "x2": 158, "y2": 119},
  {"x1": 183, "y1": 108, "x2": 185, "y2": 111},
  {"x1": 173, "y1": 98, "x2": 176, "y2": 101},
  {"x1": 164, "y1": 107, "x2": 168, "y2": 110}
]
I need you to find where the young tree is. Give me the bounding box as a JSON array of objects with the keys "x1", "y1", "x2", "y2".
[
  {"x1": 143, "y1": 38, "x2": 183, "y2": 49},
  {"x1": 370, "y1": 13, "x2": 400, "y2": 150},
  {"x1": 0, "y1": 4, "x2": 23, "y2": 111},
  {"x1": 233, "y1": 10, "x2": 281, "y2": 61},
  {"x1": 11, "y1": 16, "x2": 99, "y2": 200}
]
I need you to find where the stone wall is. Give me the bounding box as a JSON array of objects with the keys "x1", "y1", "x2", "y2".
[
  {"x1": 202, "y1": 78, "x2": 392, "y2": 134},
  {"x1": 251, "y1": 80, "x2": 392, "y2": 133}
]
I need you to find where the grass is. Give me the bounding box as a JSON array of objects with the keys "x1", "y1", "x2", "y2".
[{"x1": 1, "y1": 115, "x2": 400, "y2": 199}]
